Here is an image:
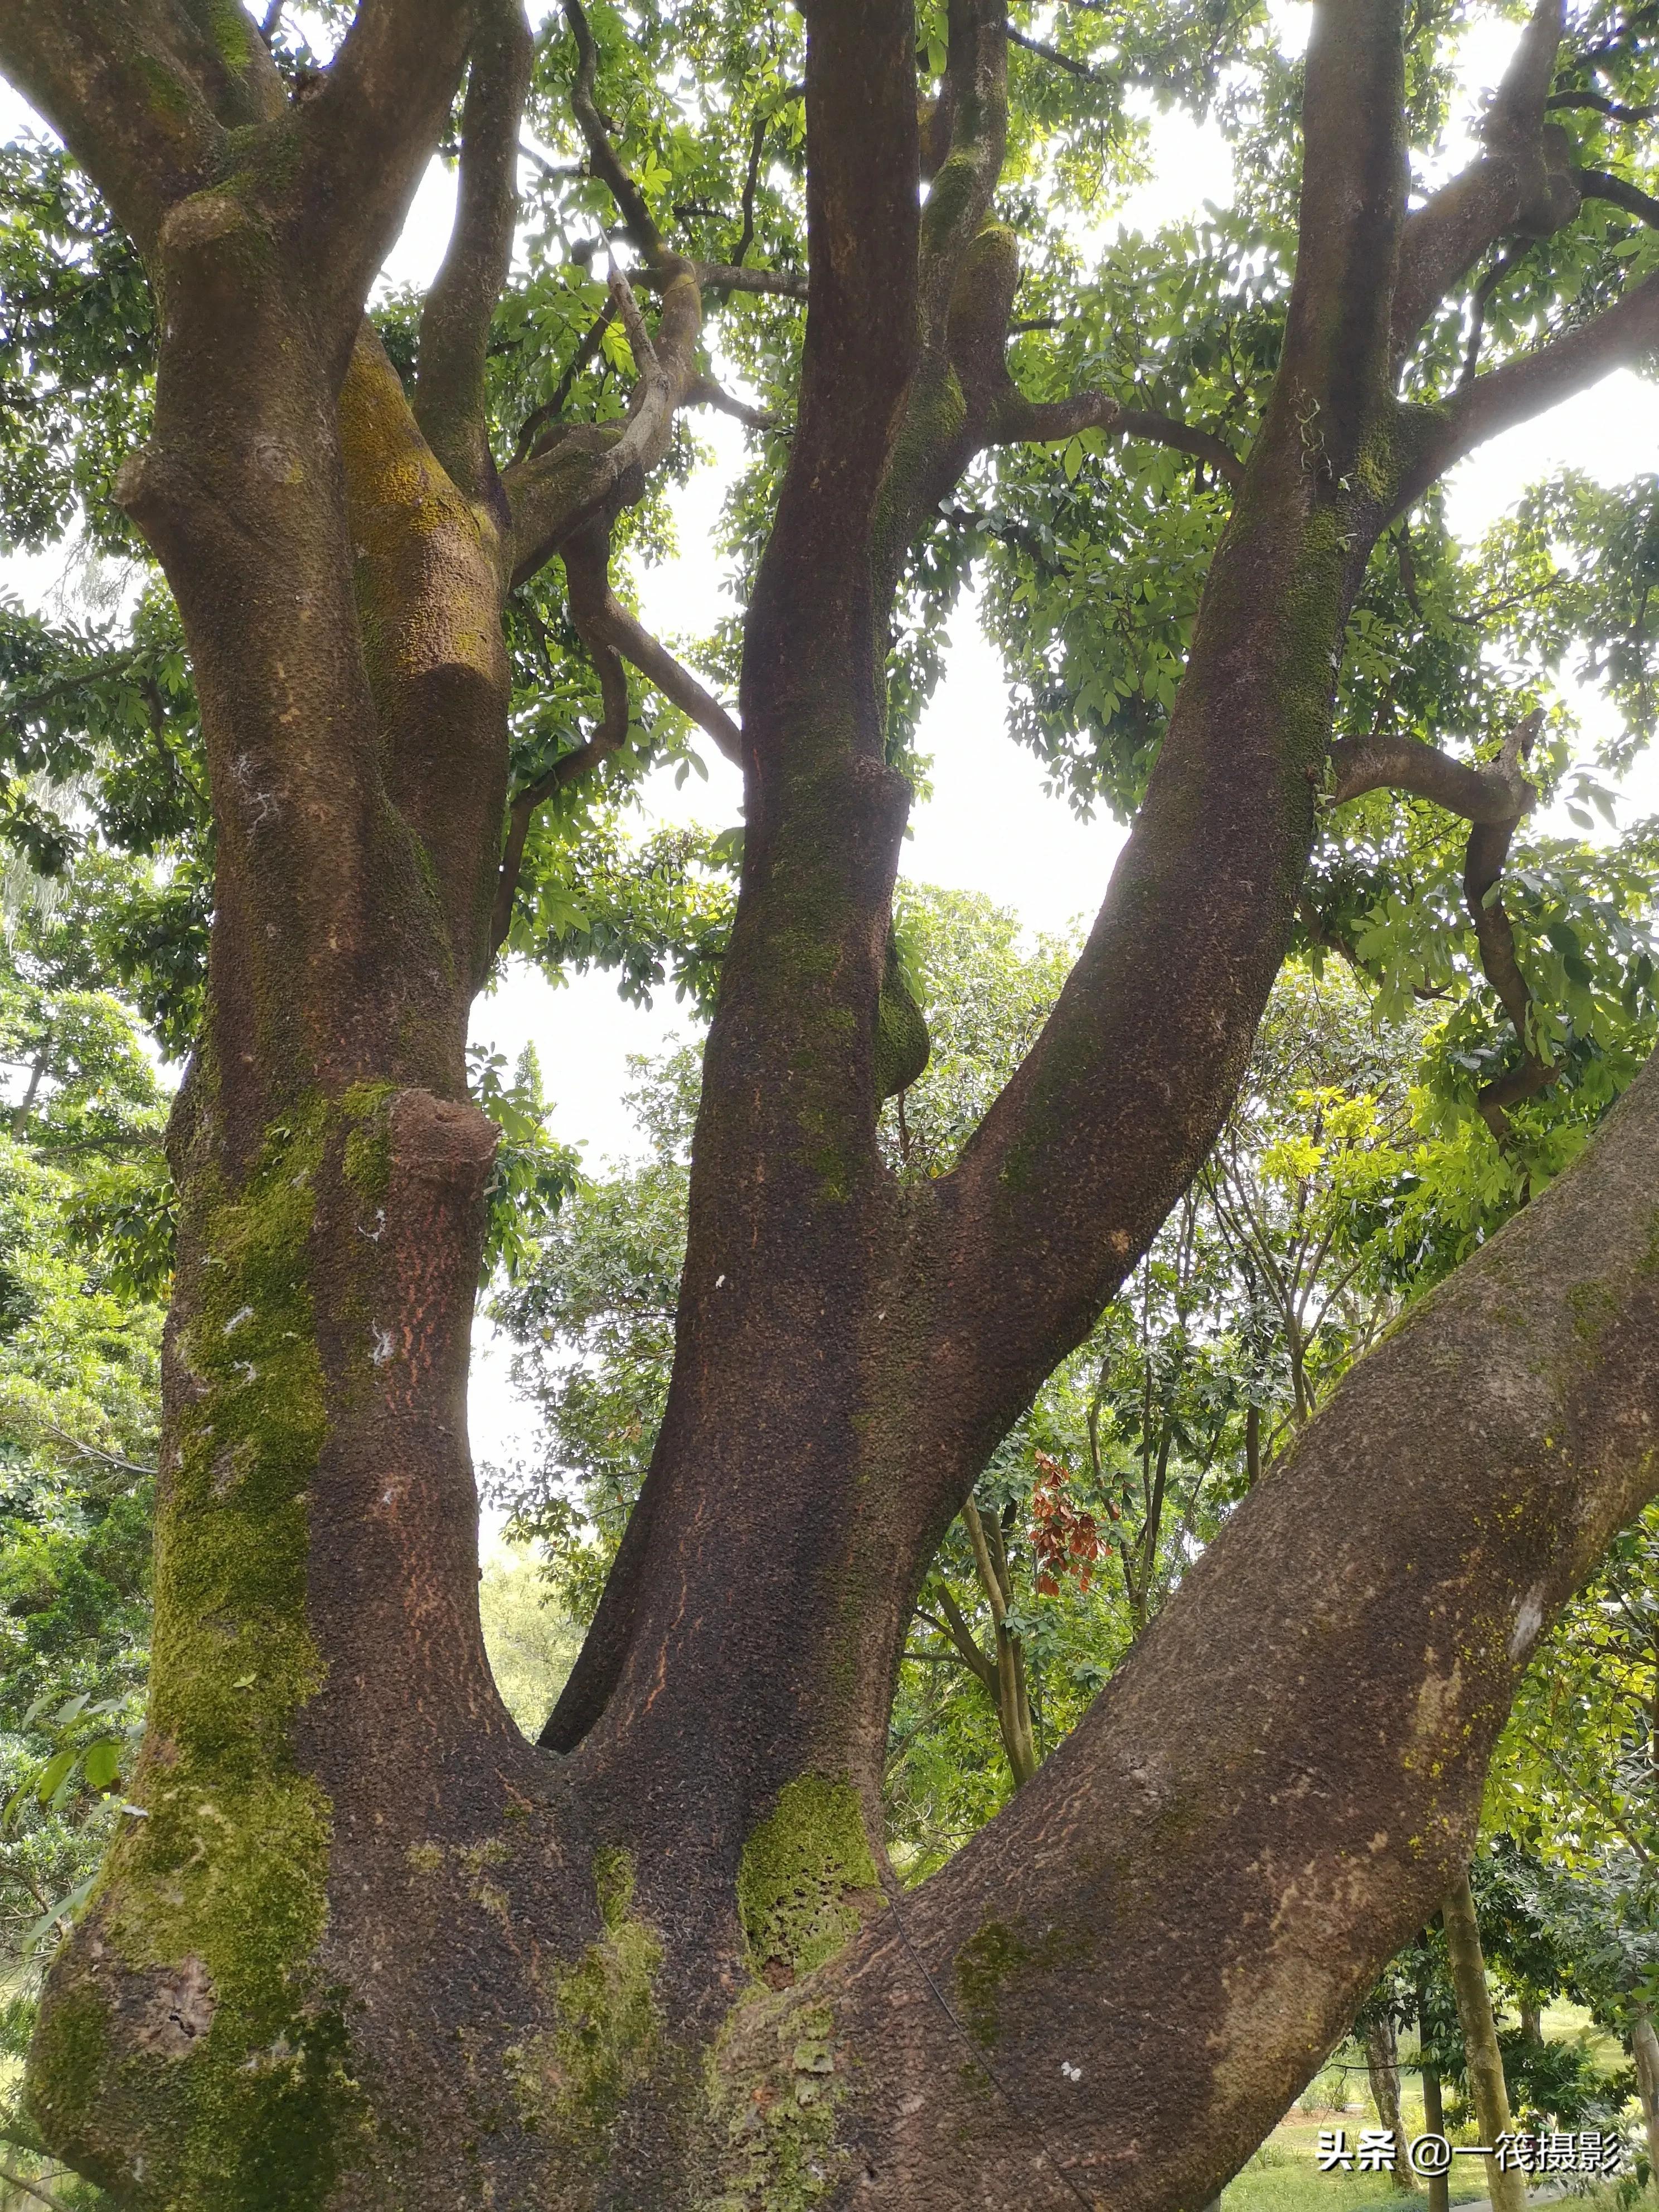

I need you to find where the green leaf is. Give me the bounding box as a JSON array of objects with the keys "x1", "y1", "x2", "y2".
[
  {"x1": 83, "y1": 1736, "x2": 122, "y2": 1789},
  {"x1": 34, "y1": 1745, "x2": 78, "y2": 1803}
]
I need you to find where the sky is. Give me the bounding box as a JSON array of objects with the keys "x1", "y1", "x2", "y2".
[{"x1": 3, "y1": 14, "x2": 1659, "y2": 1474}]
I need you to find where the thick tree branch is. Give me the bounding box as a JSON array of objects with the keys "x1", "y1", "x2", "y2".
[
  {"x1": 288, "y1": 1, "x2": 486, "y2": 361},
  {"x1": 502, "y1": 264, "x2": 704, "y2": 583},
  {"x1": 415, "y1": 0, "x2": 535, "y2": 499},
  {"x1": 918, "y1": 0, "x2": 1010, "y2": 346},
  {"x1": 990, "y1": 389, "x2": 1246, "y2": 485},
  {"x1": 1577, "y1": 166, "x2": 1659, "y2": 227},
  {"x1": 1396, "y1": 267, "x2": 1659, "y2": 509},
  {"x1": 1391, "y1": 0, "x2": 1576, "y2": 367},
  {"x1": 785, "y1": 1045, "x2": 1659, "y2": 2206},
  {"x1": 0, "y1": 2, "x2": 225, "y2": 255},
  {"x1": 1326, "y1": 729, "x2": 1531, "y2": 819},
  {"x1": 1546, "y1": 91, "x2": 1659, "y2": 125},
  {"x1": 637, "y1": 260, "x2": 808, "y2": 300}
]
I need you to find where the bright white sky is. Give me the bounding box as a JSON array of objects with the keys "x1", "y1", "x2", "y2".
[{"x1": 3, "y1": 12, "x2": 1659, "y2": 1470}]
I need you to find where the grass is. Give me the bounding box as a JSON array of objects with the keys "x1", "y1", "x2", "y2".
[{"x1": 1225, "y1": 2016, "x2": 1641, "y2": 2212}]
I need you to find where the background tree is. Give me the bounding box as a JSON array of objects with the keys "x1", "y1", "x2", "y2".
[{"x1": 5, "y1": 0, "x2": 1659, "y2": 2204}]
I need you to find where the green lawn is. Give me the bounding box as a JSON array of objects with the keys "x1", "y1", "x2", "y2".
[{"x1": 1225, "y1": 2012, "x2": 1640, "y2": 2212}]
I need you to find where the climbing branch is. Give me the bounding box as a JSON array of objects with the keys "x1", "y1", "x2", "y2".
[{"x1": 415, "y1": 0, "x2": 535, "y2": 496}]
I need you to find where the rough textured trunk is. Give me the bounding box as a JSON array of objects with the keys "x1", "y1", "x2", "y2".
[
  {"x1": 8, "y1": 0, "x2": 1659, "y2": 2205},
  {"x1": 1421, "y1": 2060, "x2": 1451, "y2": 2212},
  {"x1": 1631, "y1": 2009, "x2": 1659, "y2": 2184},
  {"x1": 1363, "y1": 2017, "x2": 1415, "y2": 2190},
  {"x1": 1443, "y1": 1872, "x2": 1528, "y2": 2212}
]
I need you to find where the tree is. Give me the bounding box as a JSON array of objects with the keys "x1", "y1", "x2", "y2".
[{"x1": 6, "y1": 0, "x2": 1659, "y2": 2204}]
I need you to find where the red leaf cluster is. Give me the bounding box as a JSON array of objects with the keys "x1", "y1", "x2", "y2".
[{"x1": 1030, "y1": 1451, "x2": 1102, "y2": 1598}]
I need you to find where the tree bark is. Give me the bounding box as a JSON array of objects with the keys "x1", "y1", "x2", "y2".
[
  {"x1": 1631, "y1": 2007, "x2": 1659, "y2": 2184},
  {"x1": 9, "y1": 0, "x2": 1659, "y2": 2204},
  {"x1": 1443, "y1": 1871, "x2": 1529, "y2": 2212},
  {"x1": 1422, "y1": 2059, "x2": 1451, "y2": 2212},
  {"x1": 1364, "y1": 2016, "x2": 1417, "y2": 2190}
]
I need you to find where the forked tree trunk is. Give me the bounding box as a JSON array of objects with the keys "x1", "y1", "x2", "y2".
[{"x1": 8, "y1": 0, "x2": 1659, "y2": 2206}]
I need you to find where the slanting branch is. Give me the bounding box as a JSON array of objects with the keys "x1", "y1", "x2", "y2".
[
  {"x1": 564, "y1": 0, "x2": 662, "y2": 256},
  {"x1": 782, "y1": 1037, "x2": 1659, "y2": 2209},
  {"x1": 288, "y1": 1, "x2": 486, "y2": 362},
  {"x1": 1329, "y1": 712, "x2": 1551, "y2": 1133},
  {"x1": 491, "y1": 522, "x2": 632, "y2": 952},
  {"x1": 490, "y1": 517, "x2": 743, "y2": 950},
  {"x1": 1396, "y1": 266, "x2": 1659, "y2": 506},
  {"x1": 1005, "y1": 20, "x2": 1103, "y2": 82},
  {"x1": 1390, "y1": 0, "x2": 1575, "y2": 367},
  {"x1": 415, "y1": 0, "x2": 535, "y2": 498},
  {"x1": 1576, "y1": 166, "x2": 1659, "y2": 227},
  {"x1": 688, "y1": 373, "x2": 784, "y2": 433},
  {"x1": 991, "y1": 388, "x2": 1246, "y2": 487},
  {"x1": 1547, "y1": 91, "x2": 1659, "y2": 125}
]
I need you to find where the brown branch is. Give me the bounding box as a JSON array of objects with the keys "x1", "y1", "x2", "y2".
[
  {"x1": 989, "y1": 389, "x2": 1246, "y2": 487},
  {"x1": 512, "y1": 298, "x2": 618, "y2": 462},
  {"x1": 636, "y1": 260, "x2": 807, "y2": 301},
  {"x1": 260, "y1": 0, "x2": 285, "y2": 39},
  {"x1": 1005, "y1": 21, "x2": 1103, "y2": 81},
  {"x1": 563, "y1": 0, "x2": 661, "y2": 256},
  {"x1": 926, "y1": 1580, "x2": 998, "y2": 1689},
  {"x1": 1395, "y1": 266, "x2": 1659, "y2": 510},
  {"x1": 414, "y1": 0, "x2": 535, "y2": 497},
  {"x1": 289, "y1": 2, "x2": 486, "y2": 360},
  {"x1": 1576, "y1": 166, "x2": 1659, "y2": 227},
  {"x1": 490, "y1": 523, "x2": 633, "y2": 953},
  {"x1": 1328, "y1": 712, "x2": 1554, "y2": 1136},
  {"x1": 1326, "y1": 731, "x2": 1532, "y2": 820},
  {"x1": 1546, "y1": 91, "x2": 1659, "y2": 125},
  {"x1": 584, "y1": 591, "x2": 744, "y2": 765},
  {"x1": 0, "y1": 2, "x2": 224, "y2": 255},
  {"x1": 501, "y1": 257, "x2": 704, "y2": 584},
  {"x1": 733, "y1": 110, "x2": 767, "y2": 266},
  {"x1": 1390, "y1": 0, "x2": 1575, "y2": 366},
  {"x1": 0, "y1": 2161, "x2": 62, "y2": 2210},
  {"x1": 688, "y1": 373, "x2": 784, "y2": 433},
  {"x1": 1459, "y1": 245, "x2": 1526, "y2": 389}
]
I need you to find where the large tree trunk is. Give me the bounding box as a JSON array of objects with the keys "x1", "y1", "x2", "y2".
[
  {"x1": 8, "y1": 0, "x2": 1659, "y2": 2205},
  {"x1": 1443, "y1": 1871, "x2": 1528, "y2": 2212}
]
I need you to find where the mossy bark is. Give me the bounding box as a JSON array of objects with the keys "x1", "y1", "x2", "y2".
[{"x1": 10, "y1": 1, "x2": 1659, "y2": 2206}]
